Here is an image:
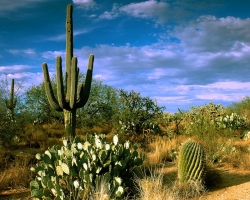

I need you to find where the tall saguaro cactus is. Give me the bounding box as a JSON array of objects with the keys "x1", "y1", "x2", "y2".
[
  {"x1": 42, "y1": 4, "x2": 94, "y2": 138},
  {"x1": 5, "y1": 79, "x2": 17, "y2": 120}
]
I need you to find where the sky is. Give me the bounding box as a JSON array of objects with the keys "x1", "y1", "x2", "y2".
[{"x1": 0, "y1": 0, "x2": 250, "y2": 113}]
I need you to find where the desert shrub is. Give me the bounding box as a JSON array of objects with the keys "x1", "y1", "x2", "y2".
[
  {"x1": 227, "y1": 96, "x2": 250, "y2": 125},
  {"x1": 215, "y1": 112, "x2": 247, "y2": 130},
  {"x1": 30, "y1": 134, "x2": 145, "y2": 199},
  {"x1": 114, "y1": 89, "x2": 165, "y2": 136},
  {"x1": 179, "y1": 103, "x2": 226, "y2": 138}
]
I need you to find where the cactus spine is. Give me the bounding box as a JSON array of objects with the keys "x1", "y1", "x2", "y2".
[
  {"x1": 5, "y1": 79, "x2": 17, "y2": 120},
  {"x1": 178, "y1": 139, "x2": 205, "y2": 184},
  {"x1": 42, "y1": 4, "x2": 94, "y2": 138}
]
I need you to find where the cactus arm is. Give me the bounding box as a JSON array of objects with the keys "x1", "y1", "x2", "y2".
[
  {"x1": 56, "y1": 56, "x2": 67, "y2": 109},
  {"x1": 42, "y1": 63, "x2": 63, "y2": 112},
  {"x1": 65, "y1": 4, "x2": 73, "y2": 102},
  {"x1": 10, "y1": 79, "x2": 16, "y2": 107},
  {"x1": 76, "y1": 54, "x2": 94, "y2": 108},
  {"x1": 76, "y1": 83, "x2": 83, "y2": 102},
  {"x1": 70, "y1": 57, "x2": 78, "y2": 109}
]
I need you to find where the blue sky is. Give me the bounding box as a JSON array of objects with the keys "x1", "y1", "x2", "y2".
[{"x1": 0, "y1": 0, "x2": 250, "y2": 113}]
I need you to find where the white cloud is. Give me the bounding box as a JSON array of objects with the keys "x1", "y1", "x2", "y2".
[
  {"x1": 173, "y1": 16, "x2": 250, "y2": 53},
  {"x1": 42, "y1": 51, "x2": 65, "y2": 60},
  {"x1": 7, "y1": 49, "x2": 36, "y2": 56},
  {"x1": 0, "y1": 0, "x2": 49, "y2": 18},
  {"x1": 98, "y1": 4, "x2": 120, "y2": 20},
  {"x1": 72, "y1": 0, "x2": 96, "y2": 9},
  {"x1": 98, "y1": 0, "x2": 168, "y2": 24},
  {"x1": 120, "y1": 0, "x2": 168, "y2": 24},
  {"x1": 0, "y1": 65, "x2": 33, "y2": 73},
  {"x1": 0, "y1": 72, "x2": 44, "y2": 92}
]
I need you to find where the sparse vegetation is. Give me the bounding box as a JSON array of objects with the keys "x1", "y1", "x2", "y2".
[{"x1": 1, "y1": 3, "x2": 250, "y2": 200}]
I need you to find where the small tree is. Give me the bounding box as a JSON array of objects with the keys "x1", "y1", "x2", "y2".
[
  {"x1": 115, "y1": 89, "x2": 165, "y2": 135},
  {"x1": 78, "y1": 80, "x2": 119, "y2": 128},
  {"x1": 24, "y1": 80, "x2": 63, "y2": 124}
]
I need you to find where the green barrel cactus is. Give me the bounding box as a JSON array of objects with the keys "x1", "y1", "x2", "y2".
[
  {"x1": 178, "y1": 139, "x2": 206, "y2": 184},
  {"x1": 5, "y1": 78, "x2": 17, "y2": 120},
  {"x1": 42, "y1": 4, "x2": 94, "y2": 138}
]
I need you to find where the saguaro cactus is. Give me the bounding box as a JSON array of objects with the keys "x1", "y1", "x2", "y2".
[
  {"x1": 42, "y1": 4, "x2": 94, "y2": 138},
  {"x1": 178, "y1": 139, "x2": 206, "y2": 184},
  {"x1": 5, "y1": 79, "x2": 17, "y2": 120}
]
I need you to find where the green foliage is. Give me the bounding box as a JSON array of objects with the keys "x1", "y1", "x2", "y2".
[
  {"x1": 115, "y1": 89, "x2": 165, "y2": 135},
  {"x1": 178, "y1": 140, "x2": 206, "y2": 184},
  {"x1": 180, "y1": 103, "x2": 226, "y2": 137},
  {"x1": 179, "y1": 102, "x2": 248, "y2": 140},
  {"x1": 30, "y1": 134, "x2": 145, "y2": 199},
  {"x1": 24, "y1": 80, "x2": 62, "y2": 124},
  {"x1": 77, "y1": 80, "x2": 119, "y2": 128},
  {"x1": 0, "y1": 77, "x2": 24, "y2": 147},
  {"x1": 42, "y1": 4, "x2": 94, "y2": 138},
  {"x1": 215, "y1": 112, "x2": 247, "y2": 130},
  {"x1": 227, "y1": 96, "x2": 250, "y2": 125}
]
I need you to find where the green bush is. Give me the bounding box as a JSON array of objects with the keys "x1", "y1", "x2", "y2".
[
  {"x1": 115, "y1": 89, "x2": 164, "y2": 135},
  {"x1": 30, "y1": 134, "x2": 145, "y2": 199},
  {"x1": 215, "y1": 112, "x2": 247, "y2": 130}
]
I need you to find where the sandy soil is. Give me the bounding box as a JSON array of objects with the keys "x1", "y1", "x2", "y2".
[{"x1": 200, "y1": 166, "x2": 250, "y2": 200}]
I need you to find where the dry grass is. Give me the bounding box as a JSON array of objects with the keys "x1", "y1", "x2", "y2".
[
  {"x1": 145, "y1": 135, "x2": 187, "y2": 165},
  {"x1": 89, "y1": 178, "x2": 111, "y2": 200},
  {"x1": 225, "y1": 139, "x2": 250, "y2": 169},
  {"x1": 42, "y1": 123, "x2": 65, "y2": 138},
  {"x1": 136, "y1": 172, "x2": 169, "y2": 200},
  {"x1": 135, "y1": 166, "x2": 206, "y2": 200},
  {"x1": 0, "y1": 160, "x2": 32, "y2": 190}
]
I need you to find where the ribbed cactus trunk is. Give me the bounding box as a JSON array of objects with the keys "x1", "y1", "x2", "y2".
[
  {"x1": 64, "y1": 110, "x2": 76, "y2": 137},
  {"x1": 5, "y1": 79, "x2": 17, "y2": 120},
  {"x1": 42, "y1": 4, "x2": 94, "y2": 138},
  {"x1": 178, "y1": 139, "x2": 206, "y2": 184}
]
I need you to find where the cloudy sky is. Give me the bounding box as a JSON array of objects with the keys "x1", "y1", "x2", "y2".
[{"x1": 0, "y1": 0, "x2": 250, "y2": 113}]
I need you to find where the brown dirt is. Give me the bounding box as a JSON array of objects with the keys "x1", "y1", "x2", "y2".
[{"x1": 200, "y1": 166, "x2": 250, "y2": 200}]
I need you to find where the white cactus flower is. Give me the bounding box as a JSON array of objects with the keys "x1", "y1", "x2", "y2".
[
  {"x1": 114, "y1": 177, "x2": 122, "y2": 185},
  {"x1": 77, "y1": 142, "x2": 83, "y2": 150},
  {"x1": 73, "y1": 180, "x2": 80, "y2": 189},
  {"x1": 95, "y1": 137, "x2": 102, "y2": 149},
  {"x1": 115, "y1": 186, "x2": 124, "y2": 196},
  {"x1": 105, "y1": 144, "x2": 110, "y2": 150},
  {"x1": 113, "y1": 135, "x2": 118, "y2": 145},
  {"x1": 124, "y1": 141, "x2": 130, "y2": 149},
  {"x1": 83, "y1": 163, "x2": 88, "y2": 170},
  {"x1": 63, "y1": 139, "x2": 67, "y2": 146}
]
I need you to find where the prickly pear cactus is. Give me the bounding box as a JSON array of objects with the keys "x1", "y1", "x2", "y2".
[
  {"x1": 178, "y1": 139, "x2": 206, "y2": 184},
  {"x1": 30, "y1": 134, "x2": 145, "y2": 199}
]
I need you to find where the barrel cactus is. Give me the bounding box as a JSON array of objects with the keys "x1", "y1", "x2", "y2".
[{"x1": 178, "y1": 139, "x2": 206, "y2": 184}]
